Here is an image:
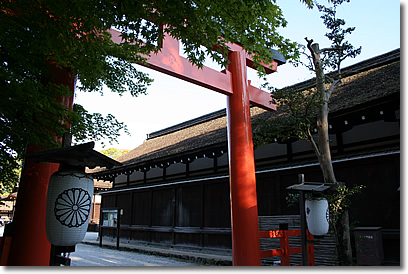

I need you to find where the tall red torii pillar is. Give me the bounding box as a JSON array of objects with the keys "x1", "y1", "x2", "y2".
[
  {"x1": 5, "y1": 64, "x2": 76, "y2": 266},
  {"x1": 111, "y1": 29, "x2": 282, "y2": 265}
]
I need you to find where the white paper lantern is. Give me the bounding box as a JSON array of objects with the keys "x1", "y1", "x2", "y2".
[
  {"x1": 305, "y1": 197, "x2": 329, "y2": 236},
  {"x1": 46, "y1": 170, "x2": 94, "y2": 246}
]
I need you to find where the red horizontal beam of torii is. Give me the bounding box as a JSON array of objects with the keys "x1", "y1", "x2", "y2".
[{"x1": 108, "y1": 28, "x2": 277, "y2": 111}]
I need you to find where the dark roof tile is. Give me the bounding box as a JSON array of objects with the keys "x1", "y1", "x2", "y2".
[{"x1": 93, "y1": 49, "x2": 400, "y2": 174}]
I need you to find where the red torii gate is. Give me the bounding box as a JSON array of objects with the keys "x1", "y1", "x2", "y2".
[
  {"x1": 6, "y1": 28, "x2": 283, "y2": 266},
  {"x1": 111, "y1": 28, "x2": 281, "y2": 266}
]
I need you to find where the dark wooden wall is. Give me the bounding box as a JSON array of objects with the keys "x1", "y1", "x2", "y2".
[
  {"x1": 256, "y1": 153, "x2": 400, "y2": 230},
  {"x1": 101, "y1": 177, "x2": 232, "y2": 252},
  {"x1": 101, "y1": 152, "x2": 399, "y2": 260}
]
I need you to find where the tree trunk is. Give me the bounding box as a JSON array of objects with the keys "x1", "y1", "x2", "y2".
[
  {"x1": 308, "y1": 41, "x2": 353, "y2": 265},
  {"x1": 335, "y1": 210, "x2": 354, "y2": 265},
  {"x1": 316, "y1": 103, "x2": 338, "y2": 184},
  {"x1": 309, "y1": 42, "x2": 337, "y2": 184}
]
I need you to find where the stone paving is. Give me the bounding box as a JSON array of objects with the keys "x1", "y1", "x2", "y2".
[
  {"x1": 70, "y1": 232, "x2": 232, "y2": 266},
  {"x1": 78, "y1": 232, "x2": 232, "y2": 266},
  {"x1": 70, "y1": 243, "x2": 201, "y2": 266}
]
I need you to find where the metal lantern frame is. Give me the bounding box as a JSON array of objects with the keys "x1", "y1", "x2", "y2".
[{"x1": 286, "y1": 174, "x2": 336, "y2": 266}]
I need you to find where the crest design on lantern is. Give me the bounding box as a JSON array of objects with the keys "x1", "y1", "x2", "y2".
[
  {"x1": 326, "y1": 207, "x2": 330, "y2": 223},
  {"x1": 54, "y1": 188, "x2": 92, "y2": 228}
]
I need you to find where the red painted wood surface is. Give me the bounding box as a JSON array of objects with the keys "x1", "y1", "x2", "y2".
[
  {"x1": 259, "y1": 229, "x2": 315, "y2": 266},
  {"x1": 109, "y1": 28, "x2": 277, "y2": 112},
  {"x1": 227, "y1": 51, "x2": 261, "y2": 265}
]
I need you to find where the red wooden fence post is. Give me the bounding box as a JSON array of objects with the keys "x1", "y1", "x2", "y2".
[
  {"x1": 307, "y1": 232, "x2": 315, "y2": 266},
  {"x1": 280, "y1": 230, "x2": 290, "y2": 266}
]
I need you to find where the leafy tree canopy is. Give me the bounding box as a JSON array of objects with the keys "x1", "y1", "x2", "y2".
[
  {"x1": 1, "y1": 0, "x2": 313, "y2": 193},
  {"x1": 99, "y1": 148, "x2": 130, "y2": 159}
]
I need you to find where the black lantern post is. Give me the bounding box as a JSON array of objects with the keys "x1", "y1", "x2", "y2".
[{"x1": 286, "y1": 174, "x2": 336, "y2": 266}]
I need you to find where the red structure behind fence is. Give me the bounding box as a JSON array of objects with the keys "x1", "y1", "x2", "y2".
[{"x1": 259, "y1": 229, "x2": 315, "y2": 266}]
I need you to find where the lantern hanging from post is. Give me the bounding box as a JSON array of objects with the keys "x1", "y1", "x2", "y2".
[
  {"x1": 305, "y1": 197, "x2": 330, "y2": 236},
  {"x1": 46, "y1": 170, "x2": 94, "y2": 247},
  {"x1": 27, "y1": 140, "x2": 121, "y2": 251}
]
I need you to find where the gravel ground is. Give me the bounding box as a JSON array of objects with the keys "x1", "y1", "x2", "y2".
[{"x1": 70, "y1": 243, "x2": 202, "y2": 266}]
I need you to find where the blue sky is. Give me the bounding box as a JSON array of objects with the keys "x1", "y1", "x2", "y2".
[{"x1": 74, "y1": 0, "x2": 401, "y2": 151}]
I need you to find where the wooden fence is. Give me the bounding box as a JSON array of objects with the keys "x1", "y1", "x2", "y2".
[
  {"x1": 259, "y1": 229, "x2": 315, "y2": 266},
  {"x1": 259, "y1": 215, "x2": 337, "y2": 266}
]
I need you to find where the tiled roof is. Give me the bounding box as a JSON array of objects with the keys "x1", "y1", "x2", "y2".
[
  {"x1": 252, "y1": 49, "x2": 400, "y2": 123},
  {"x1": 117, "y1": 113, "x2": 228, "y2": 165},
  {"x1": 93, "y1": 49, "x2": 400, "y2": 175}
]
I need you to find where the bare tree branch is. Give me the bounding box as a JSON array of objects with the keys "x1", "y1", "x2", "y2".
[
  {"x1": 320, "y1": 47, "x2": 336, "y2": 52},
  {"x1": 305, "y1": 37, "x2": 314, "y2": 52},
  {"x1": 307, "y1": 127, "x2": 321, "y2": 156},
  {"x1": 327, "y1": 79, "x2": 342, "y2": 97}
]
